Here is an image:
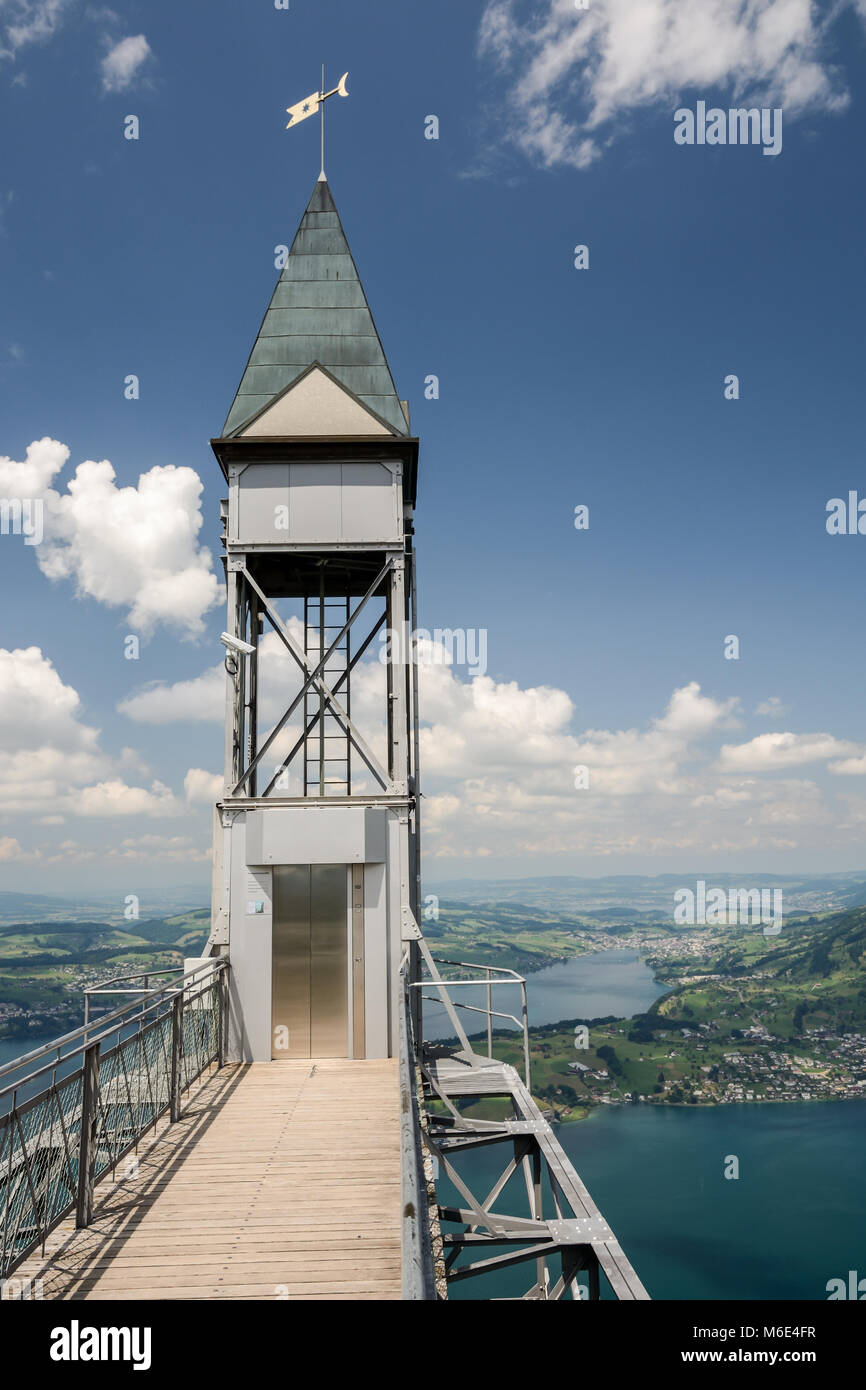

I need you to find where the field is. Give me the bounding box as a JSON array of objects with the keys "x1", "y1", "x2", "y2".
[
  {"x1": 423, "y1": 898, "x2": 631, "y2": 972},
  {"x1": 443, "y1": 907, "x2": 866, "y2": 1119},
  {"x1": 0, "y1": 910, "x2": 211, "y2": 1041}
]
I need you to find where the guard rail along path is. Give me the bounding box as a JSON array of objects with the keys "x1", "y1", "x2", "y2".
[{"x1": 0, "y1": 959, "x2": 227, "y2": 1283}]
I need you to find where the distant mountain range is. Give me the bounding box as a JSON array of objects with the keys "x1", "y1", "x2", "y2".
[
  {"x1": 427, "y1": 873, "x2": 866, "y2": 920},
  {"x1": 5, "y1": 873, "x2": 866, "y2": 928},
  {"x1": 0, "y1": 888, "x2": 210, "y2": 926}
]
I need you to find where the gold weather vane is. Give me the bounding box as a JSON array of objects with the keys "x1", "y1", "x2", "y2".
[{"x1": 286, "y1": 66, "x2": 350, "y2": 179}]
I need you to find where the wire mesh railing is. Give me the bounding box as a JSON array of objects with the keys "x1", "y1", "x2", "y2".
[{"x1": 0, "y1": 957, "x2": 228, "y2": 1282}]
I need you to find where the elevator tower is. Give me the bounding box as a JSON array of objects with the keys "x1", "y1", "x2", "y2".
[{"x1": 208, "y1": 176, "x2": 421, "y2": 1062}]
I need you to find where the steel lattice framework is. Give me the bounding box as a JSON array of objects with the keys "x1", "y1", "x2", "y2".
[{"x1": 407, "y1": 944, "x2": 650, "y2": 1300}]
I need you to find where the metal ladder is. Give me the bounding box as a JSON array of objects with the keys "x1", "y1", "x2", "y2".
[{"x1": 303, "y1": 590, "x2": 352, "y2": 796}]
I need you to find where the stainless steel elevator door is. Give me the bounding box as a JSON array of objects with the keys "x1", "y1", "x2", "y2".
[
  {"x1": 310, "y1": 865, "x2": 348, "y2": 1057},
  {"x1": 272, "y1": 864, "x2": 348, "y2": 1059},
  {"x1": 272, "y1": 865, "x2": 310, "y2": 1060}
]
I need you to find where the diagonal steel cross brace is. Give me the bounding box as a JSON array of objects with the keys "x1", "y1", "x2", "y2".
[
  {"x1": 260, "y1": 611, "x2": 387, "y2": 797},
  {"x1": 233, "y1": 563, "x2": 393, "y2": 795}
]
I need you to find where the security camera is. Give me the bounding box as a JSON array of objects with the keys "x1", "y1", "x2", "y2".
[{"x1": 220, "y1": 632, "x2": 257, "y2": 656}]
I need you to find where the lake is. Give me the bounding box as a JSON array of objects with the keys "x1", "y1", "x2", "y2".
[
  {"x1": 0, "y1": 1033, "x2": 86, "y2": 1115},
  {"x1": 422, "y1": 947, "x2": 666, "y2": 1040},
  {"x1": 442, "y1": 1099, "x2": 866, "y2": 1300},
  {"x1": 0, "y1": 1034, "x2": 59, "y2": 1068}
]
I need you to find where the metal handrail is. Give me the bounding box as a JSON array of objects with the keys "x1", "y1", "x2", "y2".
[
  {"x1": 0, "y1": 957, "x2": 229, "y2": 1281},
  {"x1": 0, "y1": 959, "x2": 225, "y2": 1087},
  {"x1": 418, "y1": 995, "x2": 525, "y2": 1030},
  {"x1": 412, "y1": 954, "x2": 531, "y2": 1089},
  {"x1": 85, "y1": 965, "x2": 181, "y2": 994},
  {"x1": 425, "y1": 954, "x2": 527, "y2": 981},
  {"x1": 82, "y1": 965, "x2": 215, "y2": 1028},
  {"x1": 83, "y1": 967, "x2": 184, "y2": 1026},
  {"x1": 398, "y1": 959, "x2": 437, "y2": 1300}
]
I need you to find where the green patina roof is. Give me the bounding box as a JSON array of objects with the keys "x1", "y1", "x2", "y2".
[{"x1": 223, "y1": 178, "x2": 408, "y2": 437}]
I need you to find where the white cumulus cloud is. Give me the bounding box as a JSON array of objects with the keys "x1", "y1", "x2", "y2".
[
  {"x1": 0, "y1": 438, "x2": 222, "y2": 637},
  {"x1": 0, "y1": 645, "x2": 191, "y2": 822},
  {"x1": 755, "y1": 696, "x2": 790, "y2": 717},
  {"x1": 0, "y1": 642, "x2": 98, "y2": 753},
  {"x1": 101, "y1": 34, "x2": 152, "y2": 93},
  {"x1": 0, "y1": 835, "x2": 39, "y2": 861},
  {"x1": 120, "y1": 662, "x2": 226, "y2": 724},
  {"x1": 77, "y1": 779, "x2": 181, "y2": 818},
  {"x1": 115, "y1": 626, "x2": 866, "y2": 862},
  {"x1": 718, "y1": 731, "x2": 863, "y2": 771},
  {"x1": 828, "y1": 756, "x2": 866, "y2": 776},
  {"x1": 106, "y1": 834, "x2": 210, "y2": 863},
  {"x1": 0, "y1": 0, "x2": 71, "y2": 57},
  {"x1": 118, "y1": 627, "x2": 306, "y2": 726},
  {"x1": 184, "y1": 768, "x2": 222, "y2": 803},
  {"x1": 478, "y1": 0, "x2": 862, "y2": 169}
]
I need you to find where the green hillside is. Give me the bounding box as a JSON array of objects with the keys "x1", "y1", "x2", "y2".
[
  {"x1": 422, "y1": 899, "x2": 628, "y2": 972},
  {"x1": 475, "y1": 908, "x2": 866, "y2": 1118},
  {"x1": 0, "y1": 910, "x2": 211, "y2": 1042}
]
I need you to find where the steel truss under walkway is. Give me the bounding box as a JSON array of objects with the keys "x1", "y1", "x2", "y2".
[{"x1": 411, "y1": 945, "x2": 649, "y2": 1301}]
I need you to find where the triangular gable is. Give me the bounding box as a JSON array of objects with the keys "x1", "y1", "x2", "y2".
[{"x1": 237, "y1": 363, "x2": 395, "y2": 438}]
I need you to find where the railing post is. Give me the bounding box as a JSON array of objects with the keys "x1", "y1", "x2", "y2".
[
  {"x1": 410, "y1": 941, "x2": 423, "y2": 1058},
  {"x1": 521, "y1": 982, "x2": 531, "y2": 1090},
  {"x1": 218, "y1": 965, "x2": 228, "y2": 1069},
  {"x1": 486, "y1": 968, "x2": 493, "y2": 1059},
  {"x1": 170, "y1": 992, "x2": 184, "y2": 1122},
  {"x1": 75, "y1": 1041, "x2": 100, "y2": 1228}
]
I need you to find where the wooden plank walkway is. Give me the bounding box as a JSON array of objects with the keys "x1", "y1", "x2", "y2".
[{"x1": 14, "y1": 1059, "x2": 402, "y2": 1301}]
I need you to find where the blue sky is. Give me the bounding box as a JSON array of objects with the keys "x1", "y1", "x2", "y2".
[{"x1": 1, "y1": 0, "x2": 866, "y2": 895}]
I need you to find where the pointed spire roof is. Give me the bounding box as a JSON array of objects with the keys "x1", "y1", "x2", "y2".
[{"x1": 222, "y1": 179, "x2": 409, "y2": 438}]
